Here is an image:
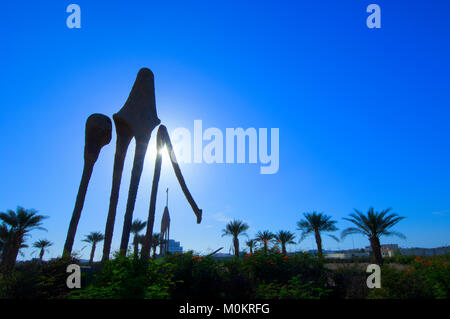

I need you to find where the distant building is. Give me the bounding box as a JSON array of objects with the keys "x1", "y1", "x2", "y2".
[
  {"x1": 365, "y1": 244, "x2": 399, "y2": 257},
  {"x1": 362, "y1": 244, "x2": 450, "y2": 257},
  {"x1": 167, "y1": 239, "x2": 183, "y2": 253},
  {"x1": 325, "y1": 249, "x2": 370, "y2": 259},
  {"x1": 399, "y1": 246, "x2": 450, "y2": 256},
  {"x1": 381, "y1": 244, "x2": 399, "y2": 257}
]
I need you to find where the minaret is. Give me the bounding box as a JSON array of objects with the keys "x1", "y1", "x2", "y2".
[{"x1": 160, "y1": 188, "x2": 171, "y2": 256}]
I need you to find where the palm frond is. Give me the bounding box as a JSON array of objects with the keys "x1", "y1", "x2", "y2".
[
  {"x1": 341, "y1": 207, "x2": 405, "y2": 241},
  {"x1": 222, "y1": 220, "x2": 249, "y2": 238}
]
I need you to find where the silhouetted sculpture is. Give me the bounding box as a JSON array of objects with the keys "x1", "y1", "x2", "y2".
[
  {"x1": 63, "y1": 114, "x2": 112, "y2": 257},
  {"x1": 102, "y1": 68, "x2": 161, "y2": 260},
  {"x1": 141, "y1": 124, "x2": 202, "y2": 259},
  {"x1": 160, "y1": 189, "x2": 171, "y2": 256}
]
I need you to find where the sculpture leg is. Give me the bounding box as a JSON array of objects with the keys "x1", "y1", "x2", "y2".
[
  {"x1": 63, "y1": 158, "x2": 95, "y2": 257},
  {"x1": 159, "y1": 125, "x2": 202, "y2": 223},
  {"x1": 63, "y1": 113, "x2": 111, "y2": 258},
  {"x1": 102, "y1": 131, "x2": 132, "y2": 261},
  {"x1": 141, "y1": 137, "x2": 163, "y2": 259},
  {"x1": 119, "y1": 140, "x2": 149, "y2": 255},
  {"x1": 142, "y1": 125, "x2": 202, "y2": 259}
]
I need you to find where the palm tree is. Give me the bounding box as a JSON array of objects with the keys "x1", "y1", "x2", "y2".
[
  {"x1": 297, "y1": 212, "x2": 338, "y2": 258},
  {"x1": 130, "y1": 219, "x2": 147, "y2": 256},
  {"x1": 221, "y1": 220, "x2": 249, "y2": 258},
  {"x1": 0, "y1": 207, "x2": 47, "y2": 271},
  {"x1": 0, "y1": 224, "x2": 13, "y2": 267},
  {"x1": 82, "y1": 232, "x2": 104, "y2": 265},
  {"x1": 246, "y1": 239, "x2": 256, "y2": 254},
  {"x1": 33, "y1": 239, "x2": 53, "y2": 261},
  {"x1": 275, "y1": 230, "x2": 296, "y2": 255},
  {"x1": 255, "y1": 230, "x2": 274, "y2": 253},
  {"x1": 341, "y1": 207, "x2": 405, "y2": 265},
  {"x1": 151, "y1": 233, "x2": 163, "y2": 258}
]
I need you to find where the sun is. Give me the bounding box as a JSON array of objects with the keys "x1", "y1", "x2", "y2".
[{"x1": 159, "y1": 145, "x2": 173, "y2": 167}]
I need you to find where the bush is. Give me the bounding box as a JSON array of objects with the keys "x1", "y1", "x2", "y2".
[
  {"x1": 327, "y1": 264, "x2": 369, "y2": 299},
  {"x1": 255, "y1": 274, "x2": 332, "y2": 299},
  {"x1": 368, "y1": 255, "x2": 450, "y2": 299},
  {"x1": 165, "y1": 249, "x2": 328, "y2": 299},
  {"x1": 5, "y1": 251, "x2": 447, "y2": 299},
  {"x1": 242, "y1": 249, "x2": 326, "y2": 285},
  {"x1": 383, "y1": 255, "x2": 417, "y2": 265},
  {"x1": 0, "y1": 257, "x2": 79, "y2": 299},
  {"x1": 68, "y1": 254, "x2": 175, "y2": 299},
  {"x1": 165, "y1": 251, "x2": 228, "y2": 299},
  {"x1": 219, "y1": 258, "x2": 253, "y2": 299}
]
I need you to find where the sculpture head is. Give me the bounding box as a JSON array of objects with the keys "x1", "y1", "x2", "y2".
[
  {"x1": 84, "y1": 113, "x2": 112, "y2": 162},
  {"x1": 113, "y1": 67, "x2": 161, "y2": 142}
]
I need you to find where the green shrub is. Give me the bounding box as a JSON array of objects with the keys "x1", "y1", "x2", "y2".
[
  {"x1": 327, "y1": 264, "x2": 369, "y2": 299},
  {"x1": 242, "y1": 249, "x2": 326, "y2": 285},
  {"x1": 5, "y1": 251, "x2": 447, "y2": 299},
  {"x1": 68, "y1": 254, "x2": 175, "y2": 299},
  {"x1": 384, "y1": 255, "x2": 417, "y2": 265},
  {"x1": 164, "y1": 250, "x2": 328, "y2": 299},
  {"x1": 0, "y1": 257, "x2": 78, "y2": 299},
  {"x1": 368, "y1": 255, "x2": 450, "y2": 299},
  {"x1": 220, "y1": 258, "x2": 253, "y2": 299},
  {"x1": 255, "y1": 274, "x2": 332, "y2": 299},
  {"x1": 165, "y1": 251, "x2": 228, "y2": 299}
]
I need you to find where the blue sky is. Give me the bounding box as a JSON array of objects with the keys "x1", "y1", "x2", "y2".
[{"x1": 0, "y1": 1, "x2": 449, "y2": 260}]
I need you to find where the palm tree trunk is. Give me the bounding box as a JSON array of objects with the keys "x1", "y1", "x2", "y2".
[
  {"x1": 282, "y1": 243, "x2": 287, "y2": 255},
  {"x1": 0, "y1": 248, "x2": 8, "y2": 271},
  {"x1": 233, "y1": 236, "x2": 239, "y2": 258},
  {"x1": 133, "y1": 235, "x2": 139, "y2": 256},
  {"x1": 89, "y1": 243, "x2": 96, "y2": 265},
  {"x1": 369, "y1": 237, "x2": 383, "y2": 265},
  {"x1": 314, "y1": 229, "x2": 323, "y2": 258},
  {"x1": 264, "y1": 241, "x2": 268, "y2": 253},
  {"x1": 250, "y1": 246, "x2": 253, "y2": 254},
  {"x1": 1, "y1": 243, "x2": 15, "y2": 272},
  {"x1": 7, "y1": 248, "x2": 19, "y2": 271},
  {"x1": 39, "y1": 248, "x2": 44, "y2": 261},
  {"x1": 7, "y1": 233, "x2": 23, "y2": 271}
]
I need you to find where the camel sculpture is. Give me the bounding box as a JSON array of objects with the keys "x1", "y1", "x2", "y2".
[
  {"x1": 160, "y1": 188, "x2": 171, "y2": 256},
  {"x1": 101, "y1": 68, "x2": 161, "y2": 259},
  {"x1": 63, "y1": 113, "x2": 112, "y2": 257},
  {"x1": 100, "y1": 67, "x2": 202, "y2": 260}
]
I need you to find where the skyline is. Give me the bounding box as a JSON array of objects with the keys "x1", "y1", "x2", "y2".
[{"x1": 1, "y1": 0, "x2": 450, "y2": 261}]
